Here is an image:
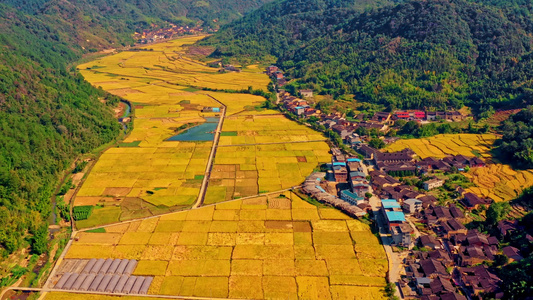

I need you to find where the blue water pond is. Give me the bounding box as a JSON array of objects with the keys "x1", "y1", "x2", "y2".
[{"x1": 167, "y1": 117, "x2": 219, "y2": 141}]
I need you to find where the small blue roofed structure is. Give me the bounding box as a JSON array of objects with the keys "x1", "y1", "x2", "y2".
[
  {"x1": 381, "y1": 199, "x2": 401, "y2": 209},
  {"x1": 212, "y1": 107, "x2": 220, "y2": 113},
  {"x1": 346, "y1": 158, "x2": 361, "y2": 162},
  {"x1": 340, "y1": 190, "x2": 364, "y2": 205},
  {"x1": 332, "y1": 162, "x2": 347, "y2": 166},
  {"x1": 316, "y1": 186, "x2": 327, "y2": 193},
  {"x1": 385, "y1": 211, "x2": 406, "y2": 222}
]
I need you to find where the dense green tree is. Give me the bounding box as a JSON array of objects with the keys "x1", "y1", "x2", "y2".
[
  {"x1": 499, "y1": 107, "x2": 533, "y2": 168},
  {"x1": 203, "y1": 0, "x2": 533, "y2": 115},
  {"x1": 369, "y1": 138, "x2": 386, "y2": 149},
  {"x1": 486, "y1": 202, "x2": 511, "y2": 226}
]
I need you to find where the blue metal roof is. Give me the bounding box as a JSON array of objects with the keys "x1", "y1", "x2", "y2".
[
  {"x1": 381, "y1": 199, "x2": 401, "y2": 209},
  {"x1": 332, "y1": 162, "x2": 347, "y2": 166},
  {"x1": 341, "y1": 190, "x2": 364, "y2": 200},
  {"x1": 346, "y1": 158, "x2": 361, "y2": 162},
  {"x1": 386, "y1": 211, "x2": 406, "y2": 222},
  {"x1": 295, "y1": 106, "x2": 305, "y2": 109},
  {"x1": 316, "y1": 186, "x2": 327, "y2": 193}
]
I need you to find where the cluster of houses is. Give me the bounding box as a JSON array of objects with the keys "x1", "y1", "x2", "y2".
[
  {"x1": 134, "y1": 24, "x2": 204, "y2": 44},
  {"x1": 266, "y1": 65, "x2": 288, "y2": 87},
  {"x1": 398, "y1": 203, "x2": 523, "y2": 299},
  {"x1": 268, "y1": 65, "x2": 524, "y2": 299},
  {"x1": 355, "y1": 145, "x2": 509, "y2": 299},
  {"x1": 357, "y1": 144, "x2": 485, "y2": 176},
  {"x1": 368, "y1": 170, "x2": 513, "y2": 299},
  {"x1": 394, "y1": 110, "x2": 464, "y2": 122},
  {"x1": 301, "y1": 172, "x2": 367, "y2": 217},
  {"x1": 279, "y1": 91, "x2": 319, "y2": 117}
]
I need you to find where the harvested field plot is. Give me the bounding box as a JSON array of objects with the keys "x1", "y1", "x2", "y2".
[
  {"x1": 59, "y1": 192, "x2": 387, "y2": 299},
  {"x1": 205, "y1": 142, "x2": 331, "y2": 203}
]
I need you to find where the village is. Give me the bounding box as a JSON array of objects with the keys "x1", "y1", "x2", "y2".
[
  {"x1": 267, "y1": 65, "x2": 523, "y2": 300},
  {"x1": 134, "y1": 24, "x2": 205, "y2": 44}
]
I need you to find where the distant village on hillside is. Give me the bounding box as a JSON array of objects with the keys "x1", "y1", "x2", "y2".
[
  {"x1": 134, "y1": 24, "x2": 205, "y2": 44},
  {"x1": 267, "y1": 65, "x2": 520, "y2": 300}
]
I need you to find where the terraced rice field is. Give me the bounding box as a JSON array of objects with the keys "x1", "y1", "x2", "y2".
[
  {"x1": 464, "y1": 164, "x2": 533, "y2": 202},
  {"x1": 51, "y1": 192, "x2": 387, "y2": 300},
  {"x1": 386, "y1": 133, "x2": 533, "y2": 202},
  {"x1": 74, "y1": 36, "x2": 329, "y2": 227},
  {"x1": 385, "y1": 134, "x2": 497, "y2": 159}
]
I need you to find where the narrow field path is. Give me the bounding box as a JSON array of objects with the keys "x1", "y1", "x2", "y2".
[
  {"x1": 218, "y1": 139, "x2": 328, "y2": 147},
  {"x1": 193, "y1": 94, "x2": 226, "y2": 208},
  {"x1": 3, "y1": 286, "x2": 242, "y2": 300}
]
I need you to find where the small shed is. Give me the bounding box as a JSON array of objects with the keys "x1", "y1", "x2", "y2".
[
  {"x1": 79, "y1": 274, "x2": 96, "y2": 291},
  {"x1": 87, "y1": 274, "x2": 104, "y2": 292},
  {"x1": 122, "y1": 276, "x2": 138, "y2": 294},
  {"x1": 123, "y1": 260, "x2": 138, "y2": 276},
  {"x1": 71, "y1": 273, "x2": 88, "y2": 290},
  {"x1": 54, "y1": 273, "x2": 73, "y2": 289},
  {"x1": 88, "y1": 274, "x2": 104, "y2": 291},
  {"x1": 62, "y1": 273, "x2": 79, "y2": 290},
  {"x1": 107, "y1": 259, "x2": 121, "y2": 274},
  {"x1": 105, "y1": 275, "x2": 121, "y2": 293},
  {"x1": 96, "y1": 274, "x2": 113, "y2": 292},
  {"x1": 89, "y1": 259, "x2": 105, "y2": 274},
  {"x1": 113, "y1": 275, "x2": 129, "y2": 293},
  {"x1": 299, "y1": 89, "x2": 314, "y2": 98},
  {"x1": 130, "y1": 276, "x2": 146, "y2": 294},
  {"x1": 99, "y1": 258, "x2": 113, "y2": 274},
  {"x1": 82, "y1": 259, "x2": 97, "y2": 274},
  {"x1": 116, "y1": 259, "x2": 130, "y2": 275},
  {"x1": 139, "y1": 276, "x2": 154, "y2": 294}
]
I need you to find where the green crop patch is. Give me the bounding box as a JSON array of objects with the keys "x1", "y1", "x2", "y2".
[
  {"x1": 73, "y1": 206, "x2": 93, "y2": 220},
  {"x1": 85, "y1": 228, "x2": 106, "y2": 233},
  {"x1": 221, "y1": 131, "x2": 238, "y2": 136}
]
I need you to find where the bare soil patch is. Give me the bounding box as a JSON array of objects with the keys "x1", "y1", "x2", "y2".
[
  {"x1": 268, "y1": 198, "x2": 291, "y2": 209},
  {"x1": 103, "y1": 187, "x2": 132, "y2": 197}
]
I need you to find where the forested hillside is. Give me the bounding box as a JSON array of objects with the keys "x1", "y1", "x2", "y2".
[
  {"x1": 202, "y1": 0, "x2": 533, "y2": 113},
  {"x1": 0, "y1": 5, "x2": 121, "y2": 257},
  {"x1": 3, "y1": 0, "x2": 275, "y2": 49},
  {"x1": 0, "y1": 0, "x2": 274, "y2": 259}
]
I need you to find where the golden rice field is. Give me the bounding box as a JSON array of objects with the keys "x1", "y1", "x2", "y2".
[
  {"x1": 385, "y1": 134, "x2": 497, "y2": 159},
  {"x1": 205, "y1": 141, "x2": 331, "y2": 203},
  {"x1": 56, "y1": 192, "x2": 387, "y2": 300},
  {"x1": 464, "y1": 164, "x2": 533, "y2": 202},
  {"x1": 386, "y1": 133, "x2": 533, "y2": 202},
  {"x1": 205, "y1": 113, "x2": 331, "y2": 203},
  {"x1": 74, "y1": 36, "x2": 330, "y2": 227}
]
